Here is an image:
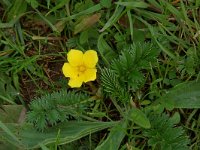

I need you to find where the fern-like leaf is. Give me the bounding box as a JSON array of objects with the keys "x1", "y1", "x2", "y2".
[
  {"x1": 143, "y1": 113, "x2": 189, "y2": 150},
  {"x1": 26, "y1": 89, "x2": 90, "y2": 131},
  {"x1": 101, "y1": 68, "x2": 130, "y2": 102},
  {"x1": 110, "y1": 42, "x2": 159, "y2": 90}
]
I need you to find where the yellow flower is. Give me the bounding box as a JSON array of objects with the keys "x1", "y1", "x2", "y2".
[{"x1": 62, "y1": 49, "x2": 98, "y2": 88}]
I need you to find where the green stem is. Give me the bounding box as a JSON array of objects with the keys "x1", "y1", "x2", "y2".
[{"x1": 110, "y1": 97, "x2": 125, "y2": 118}]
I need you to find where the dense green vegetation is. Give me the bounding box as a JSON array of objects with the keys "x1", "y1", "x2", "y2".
[{"x1": 1, "y1": 0, "x2": 200, "y2": 149}]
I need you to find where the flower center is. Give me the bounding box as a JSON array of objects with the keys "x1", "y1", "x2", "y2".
[{"x1": 78, "y1": 65, "x2": 86, "y2": 72}]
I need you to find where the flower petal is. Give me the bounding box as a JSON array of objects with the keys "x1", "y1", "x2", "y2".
[
  {"x1": 83, "y1": 68, "x2": 97, "y2": 83},
  {"x1": 83, "y1": 50, "x2": 98, "y2": 68},
  {"x1": 68, "y1": 77, "x2": 84, "y2": 88},
  {"x1": 67, "y1": 49, "x2": 83, "y2": 66},
  {"x1": 62, "y1": 63, "x2": 78, "y2": 78}
]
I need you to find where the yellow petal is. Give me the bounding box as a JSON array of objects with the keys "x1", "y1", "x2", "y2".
[
  {"x1": 68, "y1": 77, "x2": 84, "y2": 88},
  {"x1": 83, "y1": 50, "x2": 98, "y2": 68},
  {"x1": 62, "y1": 63, "x2": 78, "y2": 78},
  {"x1": 83, "y1": 68, "x2": 97, "y2": 83},
  {"x1": 67, "y1": 49, "x2": 83, "y2": 66}
]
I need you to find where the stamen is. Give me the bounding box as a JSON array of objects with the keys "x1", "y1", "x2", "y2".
[{"x1": 78, "y1": 65, "x2": 86, "y2": 72}]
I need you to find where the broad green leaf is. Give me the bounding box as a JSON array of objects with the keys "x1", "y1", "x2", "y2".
[
  {"x1": 95, "y1": 121, "x2": 127, "y2": 150},
  {"x1": 0, "y1": 121, "x2": 21, "y2": 144},
  {"x1": 1, "y1": 121, "x2": 116, "y2": 149},
  {"x1": 128, "y1": 108, "x2": 151, "y2": 129},
  {"x1": 7, "y1": 0, "x2": 27, "y2": 21},
  {"x1": 0, "y1": 105, "x2": 24, "y2": 123},
  {"x1": 160, "y1": 80, "x2": 200, "y2": 109}
]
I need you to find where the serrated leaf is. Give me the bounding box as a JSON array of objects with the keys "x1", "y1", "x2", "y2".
[{"x1": 143, "y1": 113, "x2": 189, "y2": 150}]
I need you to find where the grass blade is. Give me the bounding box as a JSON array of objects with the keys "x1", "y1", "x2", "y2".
[
  {"x1": 115, "y1": 1, "x2": 149, "y2": 8},
  {"x1": 100, "y1": 5, "x2": 124, "y2": 32}
]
